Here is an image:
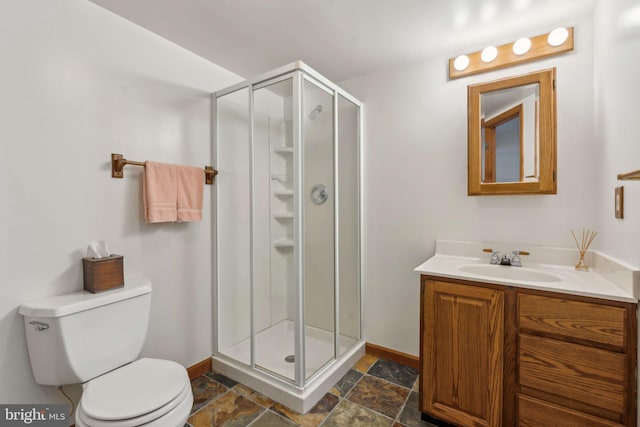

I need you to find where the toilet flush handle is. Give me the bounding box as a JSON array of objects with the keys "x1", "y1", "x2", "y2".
[{"x1": 29, "y1": 321, "x2": 49, "y2": 331}]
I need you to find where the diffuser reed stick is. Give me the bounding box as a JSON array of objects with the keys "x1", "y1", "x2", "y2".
[{"x1": 571, "y1": 229, "x2": 597, "y2": 271}]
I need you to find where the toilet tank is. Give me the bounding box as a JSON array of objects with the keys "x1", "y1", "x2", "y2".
[{"x1": 19, "y1": 278, "x2": 152, "y2": 386}]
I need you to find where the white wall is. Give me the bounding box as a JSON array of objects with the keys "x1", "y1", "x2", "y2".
[
  {"x1": 340, "y1": 13, "x2": 598, "y2": 355},
  {"x1": 594, "y1": 0, "x2": 640, "y2": 267},
  {"x1": 522, "y1": 93, "x2": 537, "y2": 181},
  {"x1": 0, "y1": 0, "x2": 240, "y2": 407}
]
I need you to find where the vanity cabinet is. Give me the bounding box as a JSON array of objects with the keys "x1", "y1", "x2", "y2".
[{"x1": 419, "y1": 275, "x2": 637, "y2": 427}]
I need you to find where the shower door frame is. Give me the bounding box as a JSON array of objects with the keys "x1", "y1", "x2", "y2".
[{"x1": 212, "y1": 61, "x2": 363, "y2": 389}]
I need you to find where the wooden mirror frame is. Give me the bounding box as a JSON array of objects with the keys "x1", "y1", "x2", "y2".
[{"x1": 468, "y1": 68, "x2": 556, "y2": 195}]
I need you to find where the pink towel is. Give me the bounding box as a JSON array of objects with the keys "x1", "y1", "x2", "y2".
[
  {"x1": 143, "y1": 161, "x2": 177, "y2": 223},
  {"x1": 177, "y1": 166, "x2": 204, "y2": 222}
]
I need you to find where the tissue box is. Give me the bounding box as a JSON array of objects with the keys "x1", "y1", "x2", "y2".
[{"x1": 82, "y1": 255, "x2": 124, "y2": 293}]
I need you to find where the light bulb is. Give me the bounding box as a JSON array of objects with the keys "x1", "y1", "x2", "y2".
[
  {"x1": 547, "y1": 27, "x2": 569, "y2": 46},
  {"x1": 481, "y1": 46, "x2": 498, "y2": 63},
  {"x1": 512, "y1": 37, "x2": 531, "y2": 55},
  {"x1": 453, "y1": 55, "x2": 470, "y2": 71}
]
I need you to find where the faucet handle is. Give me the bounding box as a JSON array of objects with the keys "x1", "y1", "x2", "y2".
[
  {"x1": 484, "y1": 248, "x2": 501, "y2": 264},
  {"x1": 511, "y1": 250, "x2": 522, "y2": 267}
]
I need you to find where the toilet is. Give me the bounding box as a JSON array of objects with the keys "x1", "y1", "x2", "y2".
[{"x1": 19, "y1": 278, "x2": 193, "y2": 427}]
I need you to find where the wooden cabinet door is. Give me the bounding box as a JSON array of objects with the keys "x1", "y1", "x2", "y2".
[{"x1": 421, "y1": 280, "x2": 504, "y2": 427}]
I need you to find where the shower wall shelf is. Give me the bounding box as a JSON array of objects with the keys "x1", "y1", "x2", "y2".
[
  {"x1": 273, "y1": 213, "x2": 294, "y2": 219},
  {"x1": 273, "y1": 190, "x2": 294, "y2": 196},
  {"x1": 617, "y1": 170, "x2": 640, "y2": 180},
  {"x1": 273, "y1": 147, "x2": 294, "y2": 153},
  {"x1": 273, "y1": 239, "x2": 294, "y2": 248},
  {"x1": 271, "y1": 174, "x2": 291, "y2": 182}
]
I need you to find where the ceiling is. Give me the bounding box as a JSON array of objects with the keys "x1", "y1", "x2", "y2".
[{"x1": 89, "y1": 0, "x2": 597, "y2": 83}]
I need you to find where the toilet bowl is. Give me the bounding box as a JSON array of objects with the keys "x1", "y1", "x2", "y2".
[{"x1": 19, "y1": 279, "x2": 191, "y2": 427}]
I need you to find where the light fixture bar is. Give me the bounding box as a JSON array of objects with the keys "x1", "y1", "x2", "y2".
[{"x1": 449, "y1": 27, "x2": 574, "y2": 79}]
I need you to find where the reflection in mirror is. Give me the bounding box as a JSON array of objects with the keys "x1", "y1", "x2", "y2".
[
  {"x1": 481, "y1": 83, "x2": 539, "y2": 183},
  {"x1": 468, "y1": 69, "x2": 556, "y2": 195}
]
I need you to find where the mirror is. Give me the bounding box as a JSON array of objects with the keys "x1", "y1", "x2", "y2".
[{"x1": 468, "y1": 69, "x2": 556, "y2": 195}]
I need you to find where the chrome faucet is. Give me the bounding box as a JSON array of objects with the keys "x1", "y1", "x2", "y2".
[
  {"x1": 488, "y1": 250, "x2": 523, "y2": 267},
  {"x1": 500, "y1": 254, "x2": 512, "y2": 265}
]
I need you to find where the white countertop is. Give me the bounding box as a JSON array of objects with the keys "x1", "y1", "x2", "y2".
[{"x1": 415, "y1": 241, "x2": 639, "y2": 303}]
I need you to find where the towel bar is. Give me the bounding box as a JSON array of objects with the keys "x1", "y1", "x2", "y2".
[
  {"x1": 111, "y1": 153, "x2": 218, "y2": 185},
  {"x1": 617, "y1": 169, "x2": 640, "y2": 181}
]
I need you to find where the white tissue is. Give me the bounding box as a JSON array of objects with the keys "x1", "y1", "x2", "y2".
[{"x1": 87, "y1": 241, "x2": 111, "y2": 259}]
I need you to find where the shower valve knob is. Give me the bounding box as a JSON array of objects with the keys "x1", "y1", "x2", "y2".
[{"x1": 311, "y1": 184, "x2": 328, "y2": 205}]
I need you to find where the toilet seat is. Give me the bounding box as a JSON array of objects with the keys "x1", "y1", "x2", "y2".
[
  {"x1": 76, "y1": 383, "x2": 191, "y2": 427},
  {"x1": 75, "y1": 358, "x2": 193, "y2": 427}
]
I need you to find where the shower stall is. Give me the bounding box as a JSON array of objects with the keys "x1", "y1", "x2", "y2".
[{"x1": 212, "y1": 62, "x2": 363, "y2": 412}]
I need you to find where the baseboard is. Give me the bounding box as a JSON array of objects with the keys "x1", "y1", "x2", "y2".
[
  {"x1": 187, "y1": 357, "x2": 212, "y2": 380},
  {"x1": 366, "y1": 342, "x2": 419, "y2": 369}
]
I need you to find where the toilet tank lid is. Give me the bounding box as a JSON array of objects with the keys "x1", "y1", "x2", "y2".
[{"x1": 19, "y1": 278, "x2": 151, "y2": 318}]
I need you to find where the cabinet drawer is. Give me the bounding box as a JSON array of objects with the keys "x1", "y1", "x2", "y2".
[
  {"x1": 519, "y1": 333, "x2": 625, "y2": 414},
  {"x1": 517, "y1": 394, "x2": 622, "y2": 427},
  {"x1": 518, "y1": 293, "x2": 626, "y2": 349}
]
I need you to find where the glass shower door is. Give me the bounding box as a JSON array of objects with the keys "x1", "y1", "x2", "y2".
[
  {"x1": 253, "y1": 76, "x2": 296, "y2": 382},
  {"x1": 216, "y1": 88, "x2": 251, "y2": 365},
  {"x1": 337, "y1": 94, "x2": 361, "y2": 355},
  {"x1": 302, "y1": 77, "x2": 336, "y2": 380}
]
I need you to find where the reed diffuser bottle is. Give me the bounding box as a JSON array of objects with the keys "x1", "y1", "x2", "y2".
[{"x1": 571, "y1": 229, "x2": 597, "y2": 271}]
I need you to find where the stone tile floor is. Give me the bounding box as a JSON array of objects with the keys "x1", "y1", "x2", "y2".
[{"x1": 186, "y1": 354, "x2": 437, "y2": 427}]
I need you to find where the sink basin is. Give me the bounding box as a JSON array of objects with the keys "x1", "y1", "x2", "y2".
[{"x1": 457, "y1": 264, "x2": 562, "y2": 283}]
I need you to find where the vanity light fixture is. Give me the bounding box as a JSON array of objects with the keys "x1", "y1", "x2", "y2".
[
  {"x1": 547, "y1": 27, "x2": 569, "y2": 46},
  {"x1": 453, "y1": 54, "x2": 470, "y2": 71},
  {"x1": 449, "y1": 27, "x2": 574, "y2": 79},
  {"x1": 512, "y1": 37, "x2": 532, "y2": 55},
  {"x1": 481, "y1": 46, "x2": 498, "y2": 63}
]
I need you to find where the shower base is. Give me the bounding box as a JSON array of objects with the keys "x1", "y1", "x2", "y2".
[
  {"x1": 221, "y1": 320, "x2": 357, "y2": 379},
  {"x1": 213, "y1": 320, "x2": 365, "y2": 413}
]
